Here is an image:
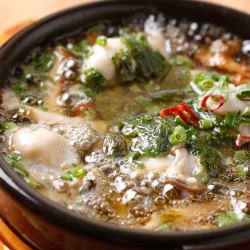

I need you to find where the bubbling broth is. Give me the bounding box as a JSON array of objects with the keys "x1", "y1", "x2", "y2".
[{"x1": 1, "y1": 14, "x2": 250, "y2": 232}]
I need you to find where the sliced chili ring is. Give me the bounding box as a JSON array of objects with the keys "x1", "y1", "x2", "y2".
[
  {"x1": 201, "y1": 95, "x2": 224, "y2": 111},
  {"x1": 160, "y1": 103, "x2": 200, "y2": 126},
  {"x1": 176, "y1": 110, "x2": 197, "y2": 126},
  {"x1": 159, "y1": 106, "x2": 179, "y2": 117},
  {"x1": 235, "y1": 134, "x2": 250, "y2": 149},
  {"x1": 178, "y1": 103, "x2": 200, "y2": 123}
]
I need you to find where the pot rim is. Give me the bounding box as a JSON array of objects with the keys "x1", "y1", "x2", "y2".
[{"x1": 1, "y1": 0, "x2": 250, "y2": 247}]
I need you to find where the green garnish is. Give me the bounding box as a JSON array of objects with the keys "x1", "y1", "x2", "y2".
[
  {"x1": 174, "y1": 115, "x2": 189, "y2": 128},
  {"x1": 6, "y1": 153, "x2": 29, "y2": 178},
  {"x1": 236, "y1": 164, "x2": 248, "y2": 178},
  {"x1": 83, "y1": 67, "x2": 106, "y2": 93},
  {"x1": 31, "y1": 50, "x2": 55, "y2": 72},
  {"x1": 134, "y1": 161, "x2": 145, "y2": 169},
  {"x1": 84, "y1": 88, "x2": 96, "y2": 98},
  {"x1": 124, "y1": 32, "x2": 169, "y2": 81},
  {"x1": 168, "y1": 126, "x2": 187, "y2": 145},
  {"x1": 170, "y1": 55, "x2": 195, "y2": 68},
  {"x1": 25, "y1": 177, "x2": 39, "y2": 188},
  {"x1": 127, "y1": 152, "x2": 141, "y2": 162},
  {"x1": 121, "y1": 115, "x2": 172, "y2": 158},
  {"x1": 234, "y1": 150, "x2": 248, "y2": 162},
  {"x1": 198, "y1": 79, "x2": 215, "y2": 90},
  {"x1": 194, "y1": 71, "x2": 229, "y2": 92},
  {"x1": 199, "y1": 119, "x2": 214, "y2": 130},
  {"x1": 217, "y1": 211, "x2": 247, "y2": 227},
  {"x1": 242, "y1": 107, "x2": 250, "y2": 117},
  {"x1": 187, "y1": 138, "x2": 224, "y2": 178},
  {"x1": 224, "y1": 112, "x2": 236, "y2": 127},
  {"x1": 96, "y1": 36, "x2": 108, "y2": 47},
  {"x1": 103, "y1": 134, "x2": 127, "y2": 157},
  {"x1": 236, "y1": 84, "x2": 250, "y2": 101},
  {"x1": 60, "y1": 164, "x2": 87, "y2": 181},
  {"x1": 112, "y1": 50, "x2": 136, "y2": 83},
  {"x1": 155, "y1": 223, "x2": 172, "y2": 232},
  {"x1": 67, "y1": 40, "x2": 89, "y2": 57},
  {"x1": 0, "y1": 121, "x2": 18, "y2": 130},
  {"x1": 129, "y1": 84, "x2": 141, "y2": 93}
]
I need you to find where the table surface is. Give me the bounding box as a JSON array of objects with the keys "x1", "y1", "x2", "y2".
[{"x1": 1, "y1": 0, "x2": 250, "y2": 249}]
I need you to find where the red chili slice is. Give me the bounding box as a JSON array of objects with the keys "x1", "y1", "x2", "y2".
[
  {"x1": 201, "y1": 95, "x2": 224, "y2": 111},
  {"x1": 72, "y1": 102, "x2": 94, "y2": 115},
  {"x1": 178, "y1": 103, "x2": 200, "y2": 123},
  {"x1": 159, "y1": 106, "x2": 179, "y2": 117},
  {"x1": 160, "y1": 103, "x2": 199, "y2": 126},
  {"x1": 235, "y1": 135, "x2": 250, "y2": 149},
  {"x1": 176, "y1": 110, "x2": 197, "y2": 126}
]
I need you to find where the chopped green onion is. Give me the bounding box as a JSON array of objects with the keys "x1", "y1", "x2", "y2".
[
  {"x1": 142, "y1": 114, "x2": 153, "y2": 122},
  {"x1": 96, "y1": 36, "x2": 108, "y2": 46},
  {"x1": 124, "y1": 32, "x2": 169, "y2": 81},
  {"x1": 6, "y1": 153, "x2": 29, "y2": 178},
  {"x1": 1, "y1": 121, "x2": 18, "y2": 130},
  {"x1": 25, "y1": 177, "x2": 39, "y2": 188},
  {"x1": 240, "y1": 116, "x2": 250, "y2": 124},
  {"x1": 70, "y1": 165, "x2": 87, "y2": 178},
  {"x1": 60, "y1": 164, "x2": 87, "y2": 181},
  {"x1": 194, "y1": 71, "x2": 229, "y2": 91},
  {"x1": 14, "y1": 167, "x2": 28, "y2": 178},
  {"x1": 242, "y1": 107, "x2": 250, "y2": 118},
  {"x1": 127, "y1": 152, "x2": 141, "y2": 162},
  {"x1": 84, "y1": 88, "x2": 95, "y2": 98},
  {"x1": 236, "y1": 164, "x2": 248, "y2": 178},
  {"x1": 172, "y1": 55, "x2": 195, "y2": 68},
  {"x1": 199, "y1": 119, "x2": 214, "y2": 130},
  {"x1": 84, "y1": 67, "x2": 106, "y2": 93},
  {"x1": 134, "y1": 161, "x2": 145, "y2": 169},
  {"x1": 234, "y1": 150, "x2": 248, "y2": 162},
  {"x1": 155, "y1": 223, "x2": 172, "y2": 232},
  {"x1": 174, "y1": 115, "x2": 189, "y2": 128},
  {"x1": 103, "y1": 134, "x2": 127, "y2": 157},
  {"x1": 198, "y1": 79, "x2": 215, "y2": 90},
  {"x1": 112, "y1": 50, "x2": 135, "y2": 83},
  {"x1": 236, "y1": 84, "x2": 250, "y2": 101},
  {"x1": 60, "y1": 173, "x2": 73, "y2": 181},
  {"x1": 186, "y1": 127, "x2": 197, "y2": 137},
  {"x1": 67, "y1": 40, "x2": 89, "y2": 57},
  {"x1": 169, "y1": 126, "x2": 187, "y2": 145},
  {"x1": 129, "y1": 84, "x2": 141, "y2": 93},
  {"x1": 224, "y1": 112, "x2": 235, "y2": 127},
  {"x1": 217, "y1": 211, "x2": 246, "y2": 227},
  {"x1": 31, "y1": 50, "x2": 55, "y2": 72}
]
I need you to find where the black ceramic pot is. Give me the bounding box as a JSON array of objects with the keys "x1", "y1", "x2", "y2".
[{"x1": 1, "y1": 1, "x2": 250, "y2": 249}]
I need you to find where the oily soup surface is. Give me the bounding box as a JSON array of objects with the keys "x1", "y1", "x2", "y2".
[{"x1": 1, "y1": 15, "x2": 250, "y2": 231}]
